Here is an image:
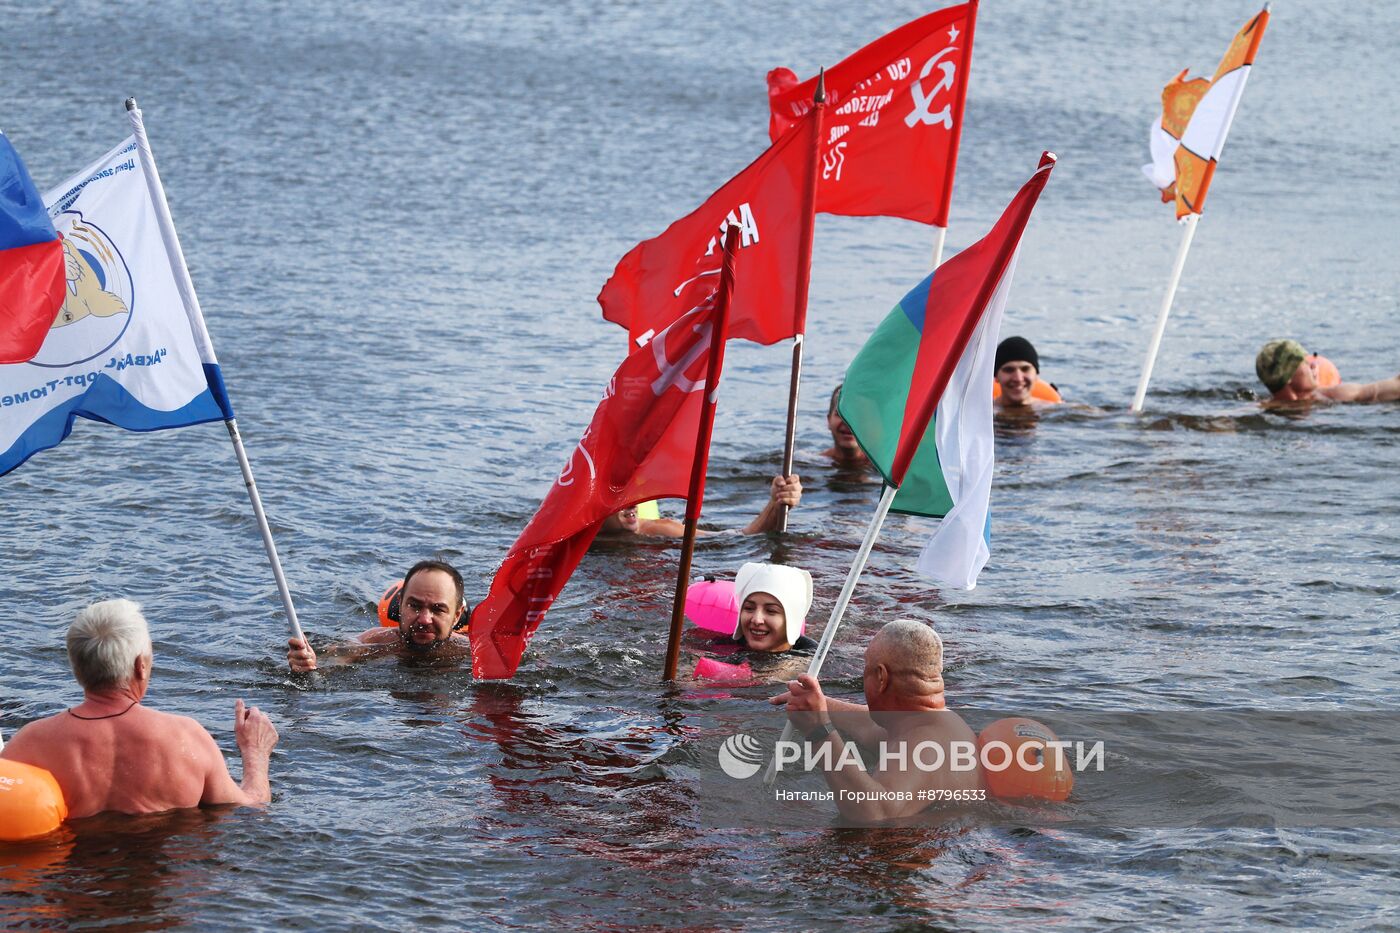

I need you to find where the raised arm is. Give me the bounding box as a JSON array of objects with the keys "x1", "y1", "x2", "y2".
[
  {"x1": 199, "y1": 699, "x2": 277, "y2": 808},
  {"x1": 741, "y1": 474, "x2": 802, "y2": 535}
]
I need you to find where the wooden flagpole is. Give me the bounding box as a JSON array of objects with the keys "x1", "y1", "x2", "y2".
[
  {"x1": 663, "y1": 226, "x2": 740, "y2": 681},
  {"x1": 777, "y1": 71, "x2": 826, "y2": 533}
]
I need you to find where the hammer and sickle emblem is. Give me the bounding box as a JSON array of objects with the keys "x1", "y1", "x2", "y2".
[
  {"x1": 905, "y1": 46, "x2": 957, "y2": 129},
  {"x1": 650, "y1": 321, "x2": 713, "y2": 396},
  {"x1": 558, "y1": 427, "x2": 597, "y2": 487}
]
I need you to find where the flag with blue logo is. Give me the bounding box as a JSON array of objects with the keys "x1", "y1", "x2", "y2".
[{"x1": 0, "y1": 137, "x2": 233, "y2": 476}]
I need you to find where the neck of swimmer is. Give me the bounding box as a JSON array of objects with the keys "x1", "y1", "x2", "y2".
[
  {"x1": 872, "y1": 686, "x2": 948, "y2": 716},
  {"x1": 76, "y1": 683, "x2": 144, "y2": 715}
]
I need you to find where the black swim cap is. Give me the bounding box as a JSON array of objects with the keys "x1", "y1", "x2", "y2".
[{"x1": 995, "y1": 336, "x2": 1039, "y2": 373}]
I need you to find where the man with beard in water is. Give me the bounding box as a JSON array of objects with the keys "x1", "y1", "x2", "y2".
[{"x1": 286, "y1": 560, "x2": 468, "y2": 672}]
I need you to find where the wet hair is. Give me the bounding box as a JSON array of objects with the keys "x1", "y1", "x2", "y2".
[
  {"x1": 67, "y1": 599, "x2": 153, "y2": 691},
  {"x1": 828, "y1": 384, "x2": 843, "y2": 417},
  {"x1": 402, "y1": 559, "x2": 465, "y2": 613},
  {"x1": 871, "y1": 619, "x2": 943, "y2": 677}
]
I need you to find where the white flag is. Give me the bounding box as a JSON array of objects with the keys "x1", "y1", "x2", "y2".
[{"x1": 0, "y1": 138, "x2": 231, "y2": 475}]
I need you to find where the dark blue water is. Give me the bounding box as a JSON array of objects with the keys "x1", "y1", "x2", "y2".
[{"x1": 3, "y1": 1, "x2": 1398, "y2": 928}]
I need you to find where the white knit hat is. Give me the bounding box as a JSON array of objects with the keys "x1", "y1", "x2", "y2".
[{"x1": 733, "y1": 562, "x2": 814, "y2": 645}]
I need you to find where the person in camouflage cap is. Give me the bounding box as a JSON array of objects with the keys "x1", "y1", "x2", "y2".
[{"x1": 1255, "y1": 339, "x2": 1400, "y2": 404}]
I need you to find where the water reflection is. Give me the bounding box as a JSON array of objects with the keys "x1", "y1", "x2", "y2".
[{"x1": 0, "y1": 808, "x2": 231, "y2": 929}]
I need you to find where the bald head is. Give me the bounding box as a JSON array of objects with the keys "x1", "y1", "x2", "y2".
[
  {"x1": 864, "y1": 619, "x2": 945, "y2": 712},
  {"x1": 870, "y1": 619, "x2": 943, "y2": 676}
]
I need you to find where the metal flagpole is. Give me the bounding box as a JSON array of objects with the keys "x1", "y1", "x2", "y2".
[
  {"x1": 125, "y1": 98, "x2": 305, "y2": 644},
  {"x1": 663, "y1": 227, "x2": 739, "y2": 680},
  {"x1": 931, "y1": 225, "x2": 948, "y2": 270},
  {"x1": 762, "y1": 482, "x2": 898, "y2": 785},
  {"x1": 1130, "y1": 212, "x2": 1199, "y2": 412},
  {"x1": 777, "y1": 71, "x2": 826, "y2": 532}
]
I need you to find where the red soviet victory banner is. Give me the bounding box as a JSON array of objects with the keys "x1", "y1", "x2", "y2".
[
  {"x1": 472, "y1": 297, "x2": 729, "y2": 679},
  {"x1": 597, "y1": 107, "x2": 818, "y2": 348},
  {"x1": 767, "y1": 1, "x2": 977, "y2": 226}
]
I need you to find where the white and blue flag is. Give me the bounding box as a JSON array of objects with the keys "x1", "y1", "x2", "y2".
[{"x1": 0, "y1": 137, "x2": 232, "y2": 475}]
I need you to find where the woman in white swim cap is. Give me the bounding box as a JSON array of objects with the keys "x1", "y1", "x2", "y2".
[{"x1": 731, "y1": 562, "x2": 818, "y2": 654}]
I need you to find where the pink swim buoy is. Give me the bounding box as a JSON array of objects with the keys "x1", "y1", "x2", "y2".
[
  {"x1": 693, "y1": 656, "x2": 754, "y2": 682},
  {"x1": 685, "y1": 579, "x2": 740, "y2": 635}
]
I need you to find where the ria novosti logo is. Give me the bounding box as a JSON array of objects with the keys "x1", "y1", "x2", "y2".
[{"x1": 717, "y1": 733, "x2": 766, "y2": 779}]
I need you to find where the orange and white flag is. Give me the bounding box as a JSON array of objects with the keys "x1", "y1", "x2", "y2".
[{"x1": 1143, "y1": 8, "x2": 1269, "y2": 219}]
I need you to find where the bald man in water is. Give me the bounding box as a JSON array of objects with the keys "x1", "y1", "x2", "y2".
[
  {"x1": 770, "y1": 619, "x2": 981, "y2": 822},
  {"x1": 1, "y1": 599, "x2": 277, "y2": 818},
  {"x1": 1256, "y1": 339, "x2": 1400, "y2": 404}
]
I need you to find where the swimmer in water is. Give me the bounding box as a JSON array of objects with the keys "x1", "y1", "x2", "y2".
[
  {"x1": 598, "y1": 473, "x2": 802, "y2": 537},
  {"x1": 770, "y1": 619, "x2": 976, "y2": 822},
  {"x1": 1256, "y1": 339, "x2": 1400, "y2": 404},
  {"x1": 1, "y1": 599, "x2": 279, "y2": 818},
  {"x1": 727, "y1": 562, "x2": 818, "y2": 654},
  {"x1": 994, "y1": 336, "x2": 1058, "y2": 410},
  {"x1": 822, "y1": 384, "x2": 871, "y2": 468},
  {"x1": 286, "y1": 559, "x2": 469, "y2": 672}
]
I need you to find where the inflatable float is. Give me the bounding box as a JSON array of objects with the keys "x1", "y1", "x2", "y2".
[
  {"x1": 992, "y1": 379, "x2": 1062, "y2": 403},
  {"x1": 978, "y1": 717, "x2": 1073, "y2": 802},
  {"x1": 0, "y1": 759, "x2": 67, "y2": 842}
]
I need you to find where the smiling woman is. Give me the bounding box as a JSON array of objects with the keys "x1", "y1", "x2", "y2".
[{"x1": 729, "y1": 562, "x2": 817, "y2": 655}]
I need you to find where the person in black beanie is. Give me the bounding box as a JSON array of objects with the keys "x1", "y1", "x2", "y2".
[{"x1": 994, "y1": 336, "x2": 1056, "y2": 409}]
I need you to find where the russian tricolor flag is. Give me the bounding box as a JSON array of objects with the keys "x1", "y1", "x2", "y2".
[{"x1": 0, "y1": 134, "x2": 65, "y2": 364}]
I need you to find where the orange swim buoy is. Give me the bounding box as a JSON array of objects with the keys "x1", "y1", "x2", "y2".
[
  {"x1": 1308, "y1": 354, "x2": 1341, "y2": 388},
  {"x1": 977, "y1": 717, "x2": 1073, "y2": 802},
  {"x1": 0, "y1": 759, "x2": 68, "y2": 842},
  {"x1": 377, "y1": 580, "x2": 404, "y2": 627},
  {"x1": 991, "y1": 379, "x2": 1062, "y2": 403}
]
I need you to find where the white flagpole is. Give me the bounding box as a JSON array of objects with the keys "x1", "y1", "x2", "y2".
[
  {"x1": 762, "y1": 482, "x2": 898, "y2": 786},
  {"x1": 125, "y1": 98, "x2": 305, "y2": 644},
  {"x1": 931, "y1": 224, "x2": 948, "y2": 270},
  {"x1": 1131, "y1": 212, "x2": 1199, "y2": 412}
]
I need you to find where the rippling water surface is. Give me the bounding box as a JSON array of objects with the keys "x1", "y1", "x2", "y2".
[{"x1": 3, "y1": 1, "x2": 1398, "y2": 929}]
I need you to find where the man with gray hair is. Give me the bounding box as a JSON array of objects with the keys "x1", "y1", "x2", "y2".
[
  {"x1": 1, "y1": 599, "x2": 279, "y2": 819},
  {"x1": 769, "y1": 619, "x2": 982, "y2": 822}
]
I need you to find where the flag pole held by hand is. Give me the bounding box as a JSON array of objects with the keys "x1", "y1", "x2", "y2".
[
  {"x1": 778, "y1": 70, "x2": 825, "y2": 533},
  {"x1": 664, "y1": 226, "x2": 740, "y2": 681},
  {"x1": 125, "y1": 98, "x2": 305, "y2": 645},
  {"x1": 762, "y1": 482, "x2": 898, "y2": 785}
]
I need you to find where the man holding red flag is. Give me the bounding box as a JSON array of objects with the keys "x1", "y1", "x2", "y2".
[{"x1": 767, "y1": 2, "x2": 977, "y2": 226}]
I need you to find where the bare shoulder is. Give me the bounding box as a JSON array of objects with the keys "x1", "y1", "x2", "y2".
[
  {"x1": 0, "y1": 713, "x2": 65, "y2": 758},
  {"x1": 356, "y1": 627, "x2": 399, "y2": 645},
  {"x1": 639, "y1": 518, "x2": 685, "y2": 538},
  {"x1": 146, "y1": 708, "x2": 220, "y2": 745},
  {"x1": 1318, "y1": 383, "x2": 1361, "y2": 402}
]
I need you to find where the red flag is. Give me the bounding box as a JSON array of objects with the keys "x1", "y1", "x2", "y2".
[
  {"x1": 766, "y1": 2, "x2": 977, "y2": 226},
  {"x1": 1, "y1": 133, "x2": 66, "y2": 364},
  {"x1": 597, "y1": 108, "x2": 817, "y2": 347},
  {"x1": 472, "y1": 294, "x2": 731, "y2": 679}
]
